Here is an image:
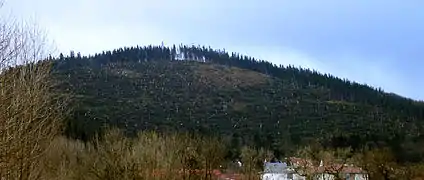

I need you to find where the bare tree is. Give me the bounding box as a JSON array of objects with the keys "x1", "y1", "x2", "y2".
[
  {"x1": 198, "y1": 136, "x2": 226, "y2": 180},
  {"x1": 354, "y1": 148, "x2": 398, "y2": 180},
  {"x1": 0, "y1": 2, "x2": 65, "y2": 179},
  {"x1": 292, "y1": 144, "x2": 357, "y2": 180},
  {"x1": 320, "y1": 147, "x2": 356, "y2": 180},
  {"x1": 291, "y1": 145, "x2": 321, "y2": 180},
  {"x1": 239, "y1": 146, "x2": 271, "y2": 180}
]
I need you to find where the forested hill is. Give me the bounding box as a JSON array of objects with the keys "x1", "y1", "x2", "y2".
[{"x1": 52, "y1": 44, "x2": 424, "y2": 162}]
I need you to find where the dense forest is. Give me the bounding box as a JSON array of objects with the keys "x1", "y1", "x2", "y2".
[{"x1": 50, "y1": 44, "x2": 424, "y2": 162}]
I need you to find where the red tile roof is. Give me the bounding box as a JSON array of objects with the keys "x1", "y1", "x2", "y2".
[{"x1": 287, "y1": 157, "x2": 366, "y2": 174}]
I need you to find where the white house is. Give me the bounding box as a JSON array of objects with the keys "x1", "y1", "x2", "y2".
[
  {"x1": 261, "y1": 162, "x2": 305, "y2": 180},
  {"x1": 261, "y1": 158, "x2": 368, "y2": 180}
]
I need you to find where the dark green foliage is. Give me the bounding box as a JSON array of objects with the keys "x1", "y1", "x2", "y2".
[{"x1": 51, "y1": 44, "x2": 424, "y2": 162}]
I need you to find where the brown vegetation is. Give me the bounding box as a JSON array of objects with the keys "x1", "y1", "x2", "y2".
[
  {"x1": 194, "y1": 63, "x2": 269, "y2": 88},
  {"x1": 0, "y1": 2, "x2": 65, "y2": 179},
  {"x1": 39, "y1": 129, "x2": 237, "y2": 180},
  {"x1": 292, "y1": 144, "x2": 424, "y2": 180}
]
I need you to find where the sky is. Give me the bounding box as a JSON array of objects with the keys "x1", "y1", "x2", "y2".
[{"x1": 1, "y1": 0, "x2": 423, "y2": 100}]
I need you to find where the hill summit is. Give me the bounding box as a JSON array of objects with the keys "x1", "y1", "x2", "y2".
[{"x1": 52, "y1": 44, "x2": 424, "y2": 161}]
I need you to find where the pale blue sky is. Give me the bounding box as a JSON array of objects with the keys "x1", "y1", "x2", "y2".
[{"x1": 2, "y1": 0, "x2": 423, "y2": 100}]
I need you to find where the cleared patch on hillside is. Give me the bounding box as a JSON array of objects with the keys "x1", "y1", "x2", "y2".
[
  {"x1": 230, "y1": 101, "x2": 249, "y2": 111},
  {"x1": 108, "y1": 67, "x2": 143, "y2": 79},
  {"x1": 326, "y1": 100, "x2": 357, "y2": 106},
  {"x1": 193, "y1": 63, "x2": 269, "y2": 88}
]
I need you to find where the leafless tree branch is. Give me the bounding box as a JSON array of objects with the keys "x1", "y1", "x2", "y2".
[{"x1": 0, "y1": 2, "x2": 66, "y2": 179}]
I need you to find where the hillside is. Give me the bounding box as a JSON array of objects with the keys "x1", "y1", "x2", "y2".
[{"x1": 52, "y1": 45, "x2": 424, "y2": 162}]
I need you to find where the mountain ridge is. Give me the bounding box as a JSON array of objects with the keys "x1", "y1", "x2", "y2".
[{"x1": 50, "y1": 44, "x2": 424, "y2": 161}]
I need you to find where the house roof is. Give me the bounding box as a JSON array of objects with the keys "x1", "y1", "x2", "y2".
[
  {"x1": 314, "y1": 164, "x2": 366, "y2": 174},
  {"x1": 286, "y1": 157, "x2": 367, "y2": 174}
]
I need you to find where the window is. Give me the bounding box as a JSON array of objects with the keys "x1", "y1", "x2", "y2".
[
  {"x1": 346, "y1": 173, "x2": 350, "y2": 179},
  {"x1": 287, "y1": 173, "x2": 293, "y2": 179}
]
